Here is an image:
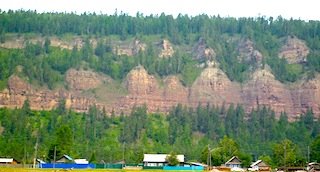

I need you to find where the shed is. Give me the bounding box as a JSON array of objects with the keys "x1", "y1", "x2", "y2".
[
  {"x1": 143, "y1": 154, "x2": 184, "y2": 167},
  {"x1": 249, "y1": 160, "x2": 270, "y2": 172}
]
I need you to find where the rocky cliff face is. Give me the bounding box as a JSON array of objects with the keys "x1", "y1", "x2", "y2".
[
  {"x1": 290, "y1": 74, "x2": 320, "y2": 116},
  {"x1": 65, "y1": 69, "x2": 109, "y2": 91},
  {"x1": 159, "y1": 39, "x2": 174, "y2": 58},
  {"x1": 1, "y1": 66, "x2": 320, "y2": 119},
  {"x1": 241, "y1": 67, "x2": 296, "y2": 119},
  {"x1": 0, "y1": 75, "x2": 96, "y2": 112},
  {"x1": 0, "y1": 35, "x2": 95, "y2": 50},
  {"x1": 193, "y1": 37, "x2": 216, "y2": 61},
  {"x1": 1, "y1": 36, "x2": 319, "y2": 119},
  {"x1": 279, "y1": 36, "x2": 309, "y2": 64},
  {"x1": 190, "y1": 62, "x2": 242, "y2": 107},
  {"x1": 114, "y1": 39, "x2": 146, "y2": 56},
  {"x1": 237, "y1": 39, "x2": 263, "y2": 65},
  {"x1": 116, "y1": 66, "x2": 188, "y2": 113}
]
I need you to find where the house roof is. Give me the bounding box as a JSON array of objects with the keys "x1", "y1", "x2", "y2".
[
  {"x1": 57, "y1": 154, "x2": 73, "y2": 161},
  {"x1": 0, "y1": 158, "x2": 14, "y2": 163},
  {"x1": 225, "y1": 156, "x2": 241, "y2": 165},
  {"x1": 309, "y1": 162, "x2": 320, "y2": 166},
  {"x1": 74, "y1": 159, "x2": 89, "y2": 164},
  {"x1": 36, "y1": 159, "x2": 46, "y2": 164},
  {"x1": 143, "y1": 154, "x2": 184, "y2": 163},
  {"x1": 188, "y1": 162, "x2": 208, "y2": 167},
  {"x1": 251, "y1": 160, "x2": 269, "y2": 167}
]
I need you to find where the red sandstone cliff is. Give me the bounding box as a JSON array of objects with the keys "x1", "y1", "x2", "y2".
[{"x1": 0, "y1": 36, "x2": 319, "y2": 119}]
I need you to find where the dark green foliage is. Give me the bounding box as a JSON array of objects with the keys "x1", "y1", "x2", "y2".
[
  {"x1": 0, "y1": 10, "x2": 319, "y2": 85},
  {"x1": 267, "y1": 57, "x2": 304, "y2": 82},
  {"x1": 48, "y1": 125, "x2": 73, "y2": 161},
  {"x1": 0, "y1": 103, "x2": 319, "y2": 165},
  {"x1": 166, "y1": 151, "x2": 179, "y2": 166},
  {"x1": 272, "y1": 139, "x2": 304, "y2": 167},
  {"x1": 311, "y1": 135, "x2": 320, "y2": 162}
]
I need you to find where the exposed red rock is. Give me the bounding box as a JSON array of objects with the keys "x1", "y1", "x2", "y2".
[
  {"x1": 0, "y1": 75, "x2": 96, "y2": 112},
  {"x1": 1, "y1": 34, "x2": 320, "y2": 120},
  {"x1": 279, "y1": 36, "x2": 309, "y2": 64},
  {"x1": 1, "y1": 66, "x2": 320, "y2": 119},
  {"x1": 65, "y1": 69, "x2": 109, "y2": 91},
  {"x1": 190, "y1": 63, "x2": 242, "y2": 108},
  {"x1": 241, "y1": 67, "x2": 296, "y2": 119},
  {"x1": 290, "y1": 74, "x2": 320, "y2": 117}
]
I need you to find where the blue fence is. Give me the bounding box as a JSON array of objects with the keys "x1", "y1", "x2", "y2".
[
  {"x1": 163, "y1": 165, "x2": 204, "y2": 170},
  {"x1": 40, "y1": 163, "x2": 95, "y2": 169}
]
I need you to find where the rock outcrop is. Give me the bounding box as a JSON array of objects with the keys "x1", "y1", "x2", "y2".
[
  {"x1": 0, "y1": 35, "x2": 97, "y2": 50},
  {"x1": 114, "y1": 39, "x2": 146, "y2": 56},
  {"x1": 237, "y1": 39, "x2": 263, "y2": 65},
  {"x1": 279, "y1": 36, "x2": 309, "y2": 64},
  {"x1": 0, "y1": 75, "x2": 96, "y2": 112},
  {"x1": 159, "y1": 39, "x2": 174, "y2": 58},
  {"x1": 190, "y1": 62, "x2": 242, "y2": 107},
  {"x1": 1, "y1": 65, "x2": 320, "y2": 119},
  {"x1": 66, "y1": 69, "x2": 109, "y2": 91},
  {"x1": 111, "y1": 66, "x2": 189, "y2": 113},
  {"x1": 241, "y1": 67, "x2": 296, "y2": 119},
  {"x1": 193, "y1": 37, "x2": 216, "y2": 61},
  {"x1": 1, "y1": 36, "x2": 320, "y2": 119},
  {"x1": 290, "y1": 74, "x2": 320, "y2": 116}
]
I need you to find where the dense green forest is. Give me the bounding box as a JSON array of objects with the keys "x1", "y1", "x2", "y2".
[
  {"x1": 1, "y1": 10, "x2": 320, "y2": 88},
  {"x1": 0, "y1": 102, "x2": 320, "y2": 167}
]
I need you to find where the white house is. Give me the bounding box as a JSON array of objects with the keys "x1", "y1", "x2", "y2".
[
  {"x1": 225, "y1": 156, "x2": 244, "y2": 172},
  {"x1": 143, "y1": 154, "x2": 184, "y2": 167}
]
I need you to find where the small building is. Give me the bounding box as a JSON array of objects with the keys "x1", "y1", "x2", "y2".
[
  {"x1": 225, "y1": 156, "x2": 243, "y2": 171},
  {"x1": 249, "y1": 160, "x2": 271, "y2": 172},
  {"x1": 143, "y1": 154, "x2": 184, "y2": 167},
  {"x1": 56, "y1": 155, "x2": 73, "y2": 163},
  {"x1": 0, "y1": 158, "x2": 19, "y2": 165},
  {"x1": 74, "y1": 159, "x2": 89, "y2": 164}
]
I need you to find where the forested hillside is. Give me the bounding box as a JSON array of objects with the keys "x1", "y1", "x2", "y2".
[
  {"x1": 1, "y1": 102, "x2": 320, "y2": 167},
  {"x1": 1, "y1": 10, "x2": 320, "y2": 85},
  {"x1": 1, "y1": 10, "x2": 320, "y2": 167}
]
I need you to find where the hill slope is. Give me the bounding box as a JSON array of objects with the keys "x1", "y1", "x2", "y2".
[{"x1": 1, "y1": 11, "x2": 320, "y2": 120}]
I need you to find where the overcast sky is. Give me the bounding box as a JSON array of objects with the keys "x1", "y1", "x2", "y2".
[{"x1": 1, "y1": 0, "x2": 319, "y2": 21}]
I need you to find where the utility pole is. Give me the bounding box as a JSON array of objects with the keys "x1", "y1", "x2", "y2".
[
  {"x1": 33, "y1": 138, "x2": 38, "y2": 168},
  {"x1": 207, "y1": 144, "x2": 211, "y2": 171}
]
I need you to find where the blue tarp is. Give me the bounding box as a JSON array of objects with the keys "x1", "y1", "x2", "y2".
[
  {"x1": 40, "y1": 163, "x2": 95, "y2": 169},
  {"x1": 163, "y1": 165, "x2": 204, "y2": 170}
]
